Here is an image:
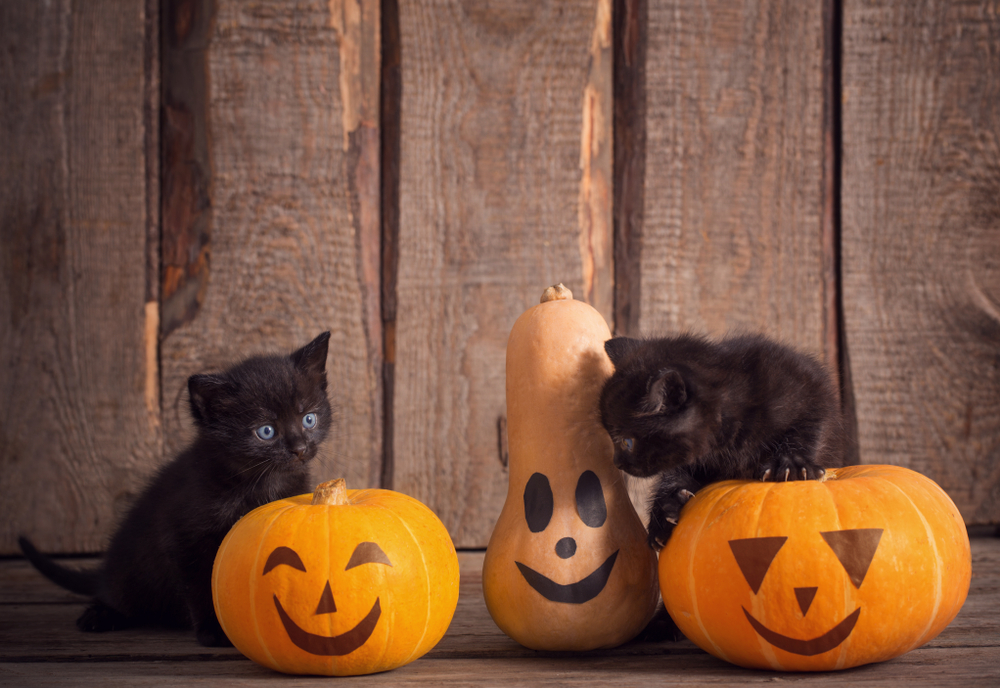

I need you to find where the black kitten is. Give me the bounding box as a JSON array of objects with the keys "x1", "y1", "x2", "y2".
[
  {"x1": 600, "y1": 333, "x2": 844, "y2": 550},
  {"x1": 19, "y1": 332, "x2": 333, "y2": 647}
]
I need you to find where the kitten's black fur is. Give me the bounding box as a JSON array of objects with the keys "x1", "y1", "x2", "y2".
[
  {"x1": 600, "y1": 333, "x2": 844, "y2": 550},
  {"x1": 19, "y1": 332, "x2": 333, "y2": 647}
]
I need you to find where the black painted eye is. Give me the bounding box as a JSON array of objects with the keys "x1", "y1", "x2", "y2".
[
  {"x1": 575, "y1": 470, "x2": 607, "y2": 528},
  {"x1": 524, "y1": 472, "x2": 554, "y2": 533}
]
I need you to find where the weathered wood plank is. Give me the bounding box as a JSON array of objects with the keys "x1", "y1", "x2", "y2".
[
  {"x1": 3, "y1": 649, "x2": 1000, "y2": 688},
  {"x1": 841, "y1": 0, "x2": 1000, "y2": 523},
  {"x1": 639, "y1": 0, "x2": 829, "y2": 358},
  {"x1": 158, "y1": 0, "x2": 384, "y2": 493},
  {"x1": 391, "y1": 0, "x2": 614, "y2": 547},
  {"x1": 5, "y1": 648, "x2": 1000, "y2": 688},
  {"x1": 1, "y1": 539, "x2": 997, "y2": 683},
  {"x1": 625, "y1": 0, "x2": 829, "y2": 517},
  {"x1": 0, "y1": 0, "x2": 161, "y2": 554}
]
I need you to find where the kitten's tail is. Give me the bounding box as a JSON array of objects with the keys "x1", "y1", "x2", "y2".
[{"x1": 18, "y1": 536, "x2": 100, "y2": 597}]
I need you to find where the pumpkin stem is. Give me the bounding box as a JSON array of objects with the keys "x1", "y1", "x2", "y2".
[
  {"x1": 312, "y1": 478, "x2": 348, "y2": 506},
  {"x1": 540, "y1": 283, "x2": 573, "y2": 303}
]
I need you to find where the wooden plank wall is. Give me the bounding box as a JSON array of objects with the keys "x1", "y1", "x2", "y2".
[
  {"x1": 841, "y1": 0, "x2": 1000, "y2": 524},
  {"x1": 640, "y1": 0, "x2": 830, "y2": 358},
  {"x1": 390, "y1": 0, "x2": 613, "y2": 547},
  {"x1": 157, "y1": 0, "x2": 385, "y2": 497},
  {"x1": 0, "y1": 0, "x2": 162, "y2": 553},
  {"x1": 1, "y1": 0, "x2": 998, "y2": 554}
]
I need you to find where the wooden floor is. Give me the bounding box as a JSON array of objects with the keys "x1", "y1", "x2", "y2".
[{"x1": 1, "y1": 534, "x2": 998, "y2": 687}]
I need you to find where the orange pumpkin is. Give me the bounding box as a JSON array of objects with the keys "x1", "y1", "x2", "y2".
[
  {"x1": 212, "y1": 479, "x2": 459, "y2": 676},
  {"x1": 660, "y1": 465, "x2": 971, "y2": 671},
  {"x1": 482, "y1": 285, "x2": 659, "y2": 650}
]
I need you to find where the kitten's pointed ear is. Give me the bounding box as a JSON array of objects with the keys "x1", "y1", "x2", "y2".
[
  {"x1": 642, "y1": 369, "x2": 687, "y2": 415},
  {"x1": 188, "y1": 374, "x2": 231, "y2": 424},
  {"x1": 291, "y1": 331, "x2": 331, "y2": 380},
  {"x1": 604, "y1": 337, "x2": 639, "y2": 367}
]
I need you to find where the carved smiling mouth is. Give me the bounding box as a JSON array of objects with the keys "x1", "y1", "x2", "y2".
[
  {"x1": 743, "y1": 607, "x2": 861, "y2": 656},
  {"x1": 515, "y1": 550, "x2": 619, "y2": 604},
  {"x1": 273, "y1": 595, "x2": 381, "y2": 656}
]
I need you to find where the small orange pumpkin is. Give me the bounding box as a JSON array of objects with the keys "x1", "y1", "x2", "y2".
[
  {"x1": 482, "y1": 285, "x2": 659, "y2": 650},
  {"x1": 660, "y1": 465, "x2": 971, "y2": 671},
  {"x1": 212, "y1": 479, "x2": 459, "y2": 676}
]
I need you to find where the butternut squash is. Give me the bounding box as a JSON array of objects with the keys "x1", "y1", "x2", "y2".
[{"x1": 482, "y1": 285, "x2": 659, "y2": 650}]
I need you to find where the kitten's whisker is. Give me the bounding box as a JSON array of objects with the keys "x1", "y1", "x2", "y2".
[{"x1": 234, "y1": 458, "x2": 270, "y2": 477}]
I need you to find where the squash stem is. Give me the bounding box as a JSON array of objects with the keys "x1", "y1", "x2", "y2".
[
  {"x1": 540, "y1": 283, "x2": 573, "y2": 303},
  {"x1": 312, "y1": 478, "x2": 348, "y2": 506}
]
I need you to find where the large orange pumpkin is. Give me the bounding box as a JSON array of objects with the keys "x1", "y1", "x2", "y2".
[
  {"x1": 212, "y1": 479, "x2": 459, "y2": 676},
  {"x1": 482, "y1": 285, "x2": 659, "y2": 650},
  {"x1": 660, "y1": 465, "x2": 971, "y2": 671}
]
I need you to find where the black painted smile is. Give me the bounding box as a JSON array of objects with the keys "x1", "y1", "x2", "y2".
[
  {"x1": 515, "y1": 550, "x2": 619, "y2": 604},
  {"x1": 742, "y1": 607, "x2": 861, "y2": 656},
  {"x1": 273, "y1": 595, "x2": 381, "y2": 656}
]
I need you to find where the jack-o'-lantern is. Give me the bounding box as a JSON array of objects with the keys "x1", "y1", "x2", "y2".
[
  {"x1": 482, "y1": 285, "x2": 659, "y2": 650},
  {"x1": 212, "y1": 479, "x2": 460, "y2": 676},
  {"x1": 660, "y1": 465, "x2": 971, "y2": 671}
]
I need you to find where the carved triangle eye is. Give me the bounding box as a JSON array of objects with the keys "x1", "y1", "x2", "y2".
[
  {"x1": 821, "y1": 529, "x2": 883, "y2": 588},
  {"x1": 728, "y1": 537, "x2": 787, "y2": 594}
]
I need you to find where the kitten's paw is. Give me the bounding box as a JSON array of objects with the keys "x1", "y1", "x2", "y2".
[
  {"x1": 646, "y1": 486, "x2": 697, "y2": 550},
  {"x1": 636, "y1": 603, "x2": 686, "y2": 643},
  {"x1": 761, "y1": 455, "x2": 825, "y2": 482},
  {"x1": 77, "y1": 602, "x2": 131, "y2": 633},
  {"x1": 196, "y1": 623, "x2": 233, "y2": 647}
]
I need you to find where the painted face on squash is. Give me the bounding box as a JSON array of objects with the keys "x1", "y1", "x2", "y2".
[
  {"x1": 515, "y1": 470, "x2": 616, "y2": 604},
  {"x1": 729, "y1": 528, "x2": 883, "y2": 657},
  {"x1": 263, "y1": 541, "x2": 393, "y2": 656}
]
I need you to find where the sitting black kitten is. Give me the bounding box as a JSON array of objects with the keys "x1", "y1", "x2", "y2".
[
  {"x1": 600, "y1": 333, "x2": 843, "y2": 550},
  {"x1": 19, "y1": 332, "x2": 333, "y2": 647}
]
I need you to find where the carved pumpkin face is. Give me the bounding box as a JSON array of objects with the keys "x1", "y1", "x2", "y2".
[
  {"x1": 660, "y1": 466, "x2": 971, "y2": 671},
  {"x1": 213, "y1": 480, "x2": 459, "y2": 676},
  {"x1": 515, "y1": 470, "x2": 616, "y2": 604},
  {"x1": 728, "y1": 528, "x2": 883, "y2": 657},
  {"x1": 262, "y1": 540, "x2": 392, "y2": 657}
]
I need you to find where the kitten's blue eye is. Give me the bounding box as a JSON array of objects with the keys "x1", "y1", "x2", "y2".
[
  {"x1": 621, "y1": 438, "x2": 634, "y2": 452},
  {"x1": 256, "y1": 425, "x2": 276, "y2": 441},
  {"x1": 302, "y1": 413, "x2": 317, "y2": 429}
]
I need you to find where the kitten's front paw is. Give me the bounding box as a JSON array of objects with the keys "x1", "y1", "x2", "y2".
[
  {"x1": 636, "y1": 603, "x2": 686, "y2": 643},
  {"x1": 646, "y1": 487, "x2": 697, "y2": 551},
  {"x1": 196, "y1": 623, "x2": 233, "y2": 647},
  {"x1": 761, "y1": 454, "x2": 826, "y2": 482},
  {"x1": 77, "y1": 602, "x2": 130, "y2": 633}
]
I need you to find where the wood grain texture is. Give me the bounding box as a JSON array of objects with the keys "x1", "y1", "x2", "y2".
[
  {"x1": 0, "y1": 0, "x2": 161, "y2": 553},
  {"x1": 391, "y1": 0, "x2": 613, "y2": 548},
  {"x1": 625, "y1": 0, "x2": 828, "y2": 520},
  {"x1": 3, "y1": 539, "x2": 999, "y2": 684},
  {"x1": 613, "y1": 0, "x2": 647, "y2": 338},
  {"x1": 639, "y1": 0, "x2": 829, "y2": 358},
  {"x1": 158, "y1": 0, "x2": 384, "y2": 493},
  {"x1": 841, "y1": 0, "x2": 1000, "y2": 523}
]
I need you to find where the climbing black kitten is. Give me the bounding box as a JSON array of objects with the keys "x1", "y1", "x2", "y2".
[
  {"x1": 600, "y1": 333, "x2": 844, "y2": 550},
  {"x1": 19, "y1": 332, "x2": 333, "y2": 647}
]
